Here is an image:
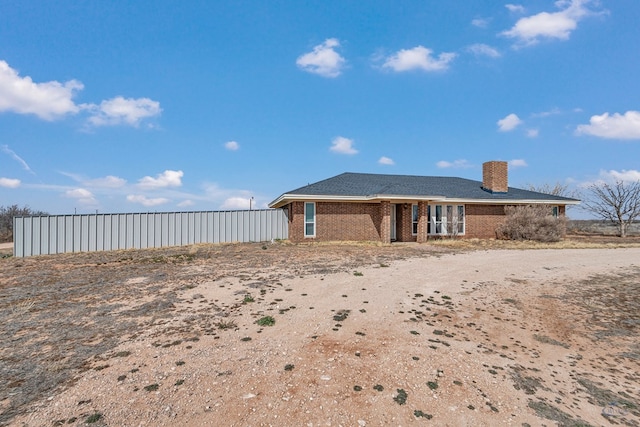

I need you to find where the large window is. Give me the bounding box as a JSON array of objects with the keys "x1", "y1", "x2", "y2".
[
  {"x1": 429, "y1": 204, "x2": 464, "y2": 235},
  {"x1": 412, "y1": 204, "x2": 419, "y2": 235},
  {"x1": 304, "y1": 202, "x2": 315, "y2": 237}
]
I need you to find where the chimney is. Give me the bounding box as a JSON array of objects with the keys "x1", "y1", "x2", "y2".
[{"x1": 482, "y1": 161, "x2": 508, "y2": 193}]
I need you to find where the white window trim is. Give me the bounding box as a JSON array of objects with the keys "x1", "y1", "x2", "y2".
[
  {"x1": 429, "y1": 204, "x2": 465, "y2": 236},
  {"x1": 304, "y1": 202, "x2": 316, "y2": 238}
]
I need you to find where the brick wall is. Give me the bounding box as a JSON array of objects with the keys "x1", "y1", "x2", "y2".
[
  {"x1": 464, "y1": 204, "x2": 506, "y2": 238},
  {"x1": 287, "y1": 201, "x2": 383, "y2": 242},
  {"x1": 396, "y1": 204, "x2": 416, "y2": 242}
]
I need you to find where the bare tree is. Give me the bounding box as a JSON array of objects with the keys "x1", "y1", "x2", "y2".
[
  {"x1": 526, "y1": 182, "x2": 579, "y2": 199},
  {"x1": 0, "y1": 205, "x2": 48, "y2": 242},
  {"x1": 582, "y1": 180, "x2": 640, "y2": 237}
]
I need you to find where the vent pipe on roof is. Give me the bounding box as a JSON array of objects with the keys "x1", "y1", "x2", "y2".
[{"x1": 482, "y1": 161, "x2": 508, "y2": 193}]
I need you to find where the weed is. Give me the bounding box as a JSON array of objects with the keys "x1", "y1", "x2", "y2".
[
  {"x1": 117, "y1": 375, "x2": 126, "y2": 381},
  {"x1": 414, "y1": 410, "x2": 432, "y2": 419},
  {"x1": 284, "y1": 364, "x2": 294, "y2": 371},
  {"x1": 175, "y1": 379, "x2": 184, "y2": 386},
  {"x1": 533, "y1": 334, "x2": 570, "y2": 349},
  {"x1": 94, "y1": 364, "x2": 109, "y2": 371},
  {"x1": 144, "y1": 383, "x2": 159, "y2": 392},
  {"x1": 353, "y1": 385, "x2": 362, "y2": 391},
  {"x1": 333, "y1": 310, "x2": 350, "y2": 322},
  {"x1": 427, "y1": 381, "x2": 438, "y2": 390},
  {"x1": 243, "y1": 294, "x2": 255, "y2": 303},
  {"x1": 176, "y1": 360, "x2": 185, "y2": 366},
  {"x1": 373, "y1": 384, "x2": 384, "y2": 392},
  {"x1": 442, "y1": 295, "x2": 451, "y2": 300},
  {"x1": 113, "y1": 351, "x2": 131, "y2": 358},
  {"x1": 353, "y1": 271, "x2": 363, "y2": 276},
  {"x1": 256, "y1": 316, "x2": 275, "y2": 326},
  {"x1": 394, "y1": 389, "x2": 408, "y2": 405},
  {"x1": 216, "y1": 320, "x2": 237, "y2": 330},
  {"x1": 379, "y1": 263, "x2": 389, "y2": 268},
  {"x1": 409, "y1": 330, "x2": 419, "y2": 335},
  {"x1": 240, "y1": 337, "x2": 252, "y2": 341},
  {"x1": 86, "y1": 413, "x2": 102, "y2": 423}
]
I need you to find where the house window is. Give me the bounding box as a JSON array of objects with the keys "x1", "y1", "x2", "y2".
[
  {"x1": 304, "y1": 202, "x2": 315, "y2": 237},
  {"x1": 429, "y1": 204, "x2": 465, "y2": 235},
  {"x1": 412, "y1": 204, "x2": 419, "y2": 235},
  {"x1": 551, "y1": 206, "x2": 559, "y2": 218}
]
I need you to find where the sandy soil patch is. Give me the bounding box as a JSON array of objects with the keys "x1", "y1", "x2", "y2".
[{"x1": 1, "y1": 242, "x2": 639, "y2": 426}]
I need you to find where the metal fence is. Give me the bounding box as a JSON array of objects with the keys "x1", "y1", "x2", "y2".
[{"x1": 13, "y1": 209, "x2": 288, "y2": 257}]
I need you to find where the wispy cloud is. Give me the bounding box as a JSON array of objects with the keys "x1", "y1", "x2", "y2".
[
  {"x1": 501, "y1": 0, "x2": 604, "y2": 47},
  {"x1": 2, "y1": 145, "x2": 35, "y2": 174},
  {"x1": 526, "y1": 129, "x2": 539, "y2": 138},
  {"x1": 436, "y1": 159, "x2": 472, "y2": 169},
  {"x1": 378, "y1": 156, "x2": 395, "y2": 165},
  {"x1": 126, "y1": 194, "x2": 170, "y2": 207},
  {"x1": 467, "y1": 43, "x2": 501, "y2": 58},
  {"x1": 497, "y1": 113, "x2": 523, "y2": 132},
  {"x1": 225, "y1": 141, "x2": 240, "y2": 151},
  {"x1": 137, "y1": 170, "x2": 184, "y2": 189},
  {"x1": 296, "y1": 38, "x2": 346, "y2": 78},
  {"x1": 505, "y1": 4, "x2": 526, "y2": 14},
  {"x1": 509, "y1": 159, "x2": 528, "y2": 168},
  {"x1": 0, "y1": 177, "x2": 21, "y2": 188},
  {"x1": 330, "y1": 136, "x2": 358, "y2": 155},
  {"x1": 64, "y1": 188, "x2": 98, "y2": 206},
  {"x1": 382, "y1": 46, "x2": 456, "y2": 72},
  {"x1": 576, "y1": 111, "x2": 640, "y2": 140},
  {"x1": 471, "y1": 18, "x2": 490, "y2": 28}
]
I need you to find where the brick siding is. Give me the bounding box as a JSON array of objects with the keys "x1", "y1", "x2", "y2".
[{"x1": 464, "y1": 204, "x2": 506, "y2": 238}]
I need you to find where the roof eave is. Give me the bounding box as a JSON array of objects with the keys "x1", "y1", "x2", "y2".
[{"x1": 269, "y1": 194, "x2": 581, "y2": 208}]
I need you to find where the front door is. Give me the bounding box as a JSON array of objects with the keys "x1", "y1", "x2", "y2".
[{"x1": 390, "y1": 204, "x2": 397, "y2": 241}]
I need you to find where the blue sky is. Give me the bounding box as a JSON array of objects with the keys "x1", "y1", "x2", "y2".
[{"x1": 1, "y1": 1, "x2": 639, "y2": 216}]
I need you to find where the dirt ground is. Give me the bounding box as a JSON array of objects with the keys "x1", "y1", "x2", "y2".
[{"x1": 1, "y1": 240, "x2": 639, "y2": 426}]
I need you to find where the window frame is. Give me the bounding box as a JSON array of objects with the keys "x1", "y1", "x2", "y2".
[
  {"x1": 304, "y1": 202, "x2": 316, "y2": 238},
  {"x1": 429, "y1": 204, "x2": 465, "y2": 236}
]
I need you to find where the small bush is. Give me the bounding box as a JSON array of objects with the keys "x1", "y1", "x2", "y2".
[
  {"x1": 256, "y1": 316, "x2": 275, "y2": 326},
  {"x1": 496, "y1": 205, "x2": 566, "y2": 242}
]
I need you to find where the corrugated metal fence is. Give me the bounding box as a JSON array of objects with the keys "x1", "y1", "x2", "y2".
[{"x1": 13, "y1": 209, "x2": 288, "y2": 257}]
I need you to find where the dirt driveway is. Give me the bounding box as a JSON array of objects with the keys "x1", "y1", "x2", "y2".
[{"x1": 1, "y1": 242, "x2": 639, "y2": 426}]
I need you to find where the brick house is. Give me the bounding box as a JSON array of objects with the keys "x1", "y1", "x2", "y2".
[{"x1": 269, "y1": 161, "x2": 580, "y2": 243}]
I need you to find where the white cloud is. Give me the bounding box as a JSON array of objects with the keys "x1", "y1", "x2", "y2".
[
  {"x1": 330, "y1": 136, "x2": 358, "y2": 155},
  {"x1": 467, "y1": 43, "x2": 501, "y2": 58},
  {"x1": 87, "y1": 96, "x2": 161, "y2": 127},
  {"x1": 0, "y1": 177, "x2": 20, "y2": 188},
  {"x1": 225, "y1": 141, "x2": 240, "y2": 151},
  {"x1": 505, "y1": 4, "x2": 526, "y2": 14},
  {"x1": 436, "y1": 159, "x2": 472, "y2": 169},
  {"x1": 86, "y1": 175, "x2": 127, "y2": 188},
  {"x1": 575, "y1": 111, "x2": 640, "y2": 140},
  {"x1": 65, "y1": 188, "x2": 94, "y2": 199},
  {"x1": 378, "y1": 156, "x2": 395, "y2": 165},
  {"x1": 497, "y1": 113, "x2": 523, "y2": 132},
  {"x1": 531, "y1": 107, "x2": 562, "y2": 118},
  {"x1": 0, "y1": 60, "x2": 82, "y2": 120},
  {"x1": 221, "y1": 197, "x2": 252, "y2": 210},
  {"x1": 2, "y1": 145, "x2": 34, "y2": 174},
  {"x1": 383, "y1": 46, "x2": 456, "y2": 72},
  {"x1": 296, "y1": 38, "x2": 346, "y2": 78},
  {"x1": 471, "y1": 18, "x2": 489, "y2": 28},
  {"x1": 64, "y1": 188, "x2": 97, "y2": 206},
  {"x1": 177, "y1": 199, "x2": 195, "y2": 208},
  {"x1": 126, "y1": 194, "x2": 170, "y2": 207},
  {"x1": 526, "y1": 128, "x2": 539, "y2": 138},
  {"x1": 509, "y1": 159, "x2": 528, "y2": 168},
  {"x1": 501, "y1": 0, "x2": 602, "y2": 47},
  {"x1": 137, "y1": 170, "x2": 183, "y2": 189},
  {"x1": 584, "y1": 169, "x2": 640, "y2": 187}
]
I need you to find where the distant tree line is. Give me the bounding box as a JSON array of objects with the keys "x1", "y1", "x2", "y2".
[{"x1": 0, "y1": 205, "x2": 48, "y2": 243}]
